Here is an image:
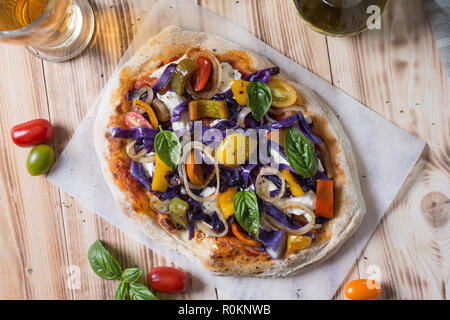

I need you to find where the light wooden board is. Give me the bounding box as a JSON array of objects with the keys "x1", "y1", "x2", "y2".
[{"x1": 0, "y1": 0, "x2": 448, "y2": 300}]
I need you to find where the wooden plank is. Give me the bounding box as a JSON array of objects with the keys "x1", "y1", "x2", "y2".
[
  {"x1": 0, "y1": 45, "x2": 70, "y2": 299},
  {"x1": 41, "y1": 0, "x2": 217, "y2": 300},
  {"x1": 326, "y1": 0, "x2": 449, "y2": 299}
]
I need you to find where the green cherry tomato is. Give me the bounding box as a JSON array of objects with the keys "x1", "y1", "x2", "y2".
[{"x1": 26, "y1": 144, "x2": 56, "y2": 176}]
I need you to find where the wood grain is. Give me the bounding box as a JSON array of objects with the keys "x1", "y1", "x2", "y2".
[{"x1": 0, "y1": 0, "x2": 447, "y2": 300}]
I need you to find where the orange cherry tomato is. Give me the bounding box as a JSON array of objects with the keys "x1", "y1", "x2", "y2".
[
  {"x1": 149, "y1": 266, "x2": 188, "y2": 294},
  {"x1": 124, "y1": 112, "x2": 152, "y2": 129},
  {"x1": 345, "y1": 279, "x2": 381, "y2": 300},
  {"x1": 193, "y1": 56, "x2": 212, "y2": 92}
]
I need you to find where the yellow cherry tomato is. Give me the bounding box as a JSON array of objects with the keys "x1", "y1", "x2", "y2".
[
  {"x1": 268, "y1": 78, "x2": 298, "y2": 108},
  {"x1": 345, "y1": 279, "x2": 382, "y2": 300},
  {"x1": 216, "y1": 134, "x2": 257, "y2": 167},
  {"x1": 287, "y1": 235, "x2": 312, "y2": 254},
  {"x1": 231, "y1": 80, "x2": 251, "y2": 106},
  {"x1": 219, "y1": 187, "x2": 238, "y2": 219}
]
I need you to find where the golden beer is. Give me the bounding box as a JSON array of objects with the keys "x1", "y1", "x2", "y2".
[
  {"x1": 0, "y1": 0, "x2": 94, "y2": 62},
  {"x1": 0, "y1": 0, "x2": 49, "y2": 31}
]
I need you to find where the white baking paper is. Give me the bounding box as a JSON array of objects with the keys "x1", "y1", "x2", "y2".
[{"x1": 48, "y1": 0, "x2": 425, "y2": 300}]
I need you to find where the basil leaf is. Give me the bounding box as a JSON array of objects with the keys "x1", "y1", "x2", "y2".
[
  {"x1": 87, "y1": 240, "x2": 122, "y2": 280},
  {"x1": 285, "y1": 126, "x2": 318, "y2": 178},
  {"x1": 115, "y1": 280, "x2": 129, "y2": 300},
  {"x1": 121, "y1": 268, "x2": 142, "y2": 283},
  {"x1": 233, "y1": 191, "x2": 260, "y2": 239},
  {"x1": 155, "y1": 130, "x2": 181, "y2": 170},
  {"x1": 246, "y1": 82, "x2": 272, "y2": 121},
  {"x1": 129, "y1": 283, "x2": 159, "y2": 300}
]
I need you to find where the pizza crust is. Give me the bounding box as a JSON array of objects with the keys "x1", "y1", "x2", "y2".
[{"x1": 94, "y1": 26, "x2": 366, "y2": 278}]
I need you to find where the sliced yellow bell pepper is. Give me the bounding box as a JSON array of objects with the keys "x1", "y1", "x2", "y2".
[
  {"x1": 287, "y1": 235, "x2": 312, "y2": 254},
  {"x1": 231, "y1": 80, "x2": 250, "y2": 106},
  {"x1": 282, "y1": 169, "x2": 304, "y2": 197},
  {"x1": 132, "y1": 99, "x2": 159, "y2": 129},
  {"x1": 219, "y1": 187, "x2": 238, "y2": 219},
  {"x1": 151, "y1": 154, "x2": 171, "y2": 192}
]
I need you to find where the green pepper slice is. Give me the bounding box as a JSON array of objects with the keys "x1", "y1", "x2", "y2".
[
  {"x1": 188, "y1": 100, "x2": 230, "y2": 121},
  {"x1": 171, "y1": 59, "x2": 199, "y2": 96},
  {"x1": 169, "y1": 198, "x2": 190, "y2": 229}
]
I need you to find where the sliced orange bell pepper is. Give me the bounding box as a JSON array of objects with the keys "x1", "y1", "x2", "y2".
[
  {"x1": 231, "y1": 222, "x2": 262, "y2": 248},
  {"x1": 282, "y1": 169, "x2": 304, "y2": 197},
  {"x1": 315, "y1": 179, "x2": 334, "y2": 219},
  {"x1": 151, "y1": 154, "x2": 171, "y2": 192},
  {"x1": 287, "y1": 235, "x2": 312, "y2": 254},
  {"x1": 132, "y1": 99, "x2": 159, "y2": 129},
  {"x1": 186, "y1": 150, "x2": 205, "y2": 186}
]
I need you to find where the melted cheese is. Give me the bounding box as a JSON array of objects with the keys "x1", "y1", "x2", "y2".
[{"x1": 218, "y1": 62, "x2": 242, "y2": 93}]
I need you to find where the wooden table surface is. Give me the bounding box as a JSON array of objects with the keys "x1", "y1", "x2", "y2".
[{"x1": 0, "y1": 0, "x2": 448, "y2": 300}]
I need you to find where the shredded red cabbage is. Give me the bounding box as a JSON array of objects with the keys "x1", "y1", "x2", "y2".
[
  {"x1": 264, "y1": 202, "x2": 303, "y2": 230},
  {"x1": 130, "y1": 161, "x2": 153, "y2": 192},
  {"x1": 152, "y1": 63, "x2": 177, "y2": 92},
  {"x1": 172, "y1": 100, "x2": 189, "y2": 122},
  {"x1": 245, "y1": 67, "x2": 280, "y2": 83},
  {"x1": 258, "y1": 228, "x2": 287, "y2": 259}
]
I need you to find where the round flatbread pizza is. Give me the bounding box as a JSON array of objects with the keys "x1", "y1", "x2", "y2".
[{"x1": 94, "y1": 26, "x2": 365, "y2": 277}]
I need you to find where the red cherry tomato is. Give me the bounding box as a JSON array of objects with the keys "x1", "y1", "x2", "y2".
[
  {"x1": 124, "y1": 112, "x2": 152, "y2": 129},
  {"x1": 345, "y1": 279, "x2": 382, "y2": 300},
  {"x1": 193, "y1": 56, "x2": 212, "y2": 92},
  {"x1": 10, "y1": 119, "x2": 54, "y2": 147},
  {"x1": 149, "y1": 266, "x2": 188, "y2": 294}
]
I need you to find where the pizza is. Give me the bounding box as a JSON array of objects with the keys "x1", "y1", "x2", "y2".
[{"x1": 94, "y1": 26, "x2": 365, "y2": 277}]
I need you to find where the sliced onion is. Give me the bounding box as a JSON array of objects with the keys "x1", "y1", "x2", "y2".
[
  {"x1": 126, "y1": 140, "x2": 155, "y2": 163},
  {"x1": 152, "y1": 98, "x2": 170, "y2": 122},
  {"x1": 237, "y1": 107, "x2": 251, "y2": 128},
  {"x1": 186, "y1": 50, "x2": 222, "y2": 100},
  {"x1": 255, "y1": 166, "x2": 286, "y2": 202},
  {"x1": 181, "y1": 141, "x2": 220, "y2": 202},
  {"x1": 150, "y1": 195, "x2": 170, "y2": 215},
  {"x1": 132, "y1": 86, "x2": 153, "y2": 104},
  {"x1": 269, "y1": 105, "x2": 305, "y2": 115},
  {"x1": 318, "y1": 142, "x2": 333, "y2": 178},
  {"x1": 265, "y1": 201, "x2": 315, "y2": 236}
]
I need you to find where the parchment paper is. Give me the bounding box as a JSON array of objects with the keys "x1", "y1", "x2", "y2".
[{"x1": 48, "y1": 0, "x2": 425, "y2": 300}]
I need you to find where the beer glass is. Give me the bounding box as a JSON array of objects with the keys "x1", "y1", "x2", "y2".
[{"x1": 0, "y1": 0, "x2": 95, "y2": 62}]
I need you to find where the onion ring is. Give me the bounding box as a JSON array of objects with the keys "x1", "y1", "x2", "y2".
[
  {"x1": 255, "y1": 166, "x2": 286, "y2": 202},
  {"x1": 152, "y1": 98, "x2": 170, "y2": 122},
  {"x1": 186, "y1": 50, "x2": 222, "y2": 100},
  {"x1": 237, "y1": 107, "x2": 251, "y2": 128},
  {"x1": 181, "y1": 141, "x2": 220, "y2": 202},
  {"x1": 126, "y1": 140, "x2": 155, "y2": 163}
]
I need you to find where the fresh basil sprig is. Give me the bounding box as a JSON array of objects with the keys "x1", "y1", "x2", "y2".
[
  {"x1": 285, "y1": 126, "x2": 318, "y2": 178},
  {"x1": 129, "y1": 283, "x2": 159, "y2": 300},
  {"x1": 246, "y1": 82, "x2": 273, "y2": 122},
  {"x1": 87, "y1": 240, "x2": 122, "y2": 280},
  {"x1": 115, "y1": 280, "x2": 129, "y2": 300},
  {"x1": 155, "y1": 129, "x2": 181, "y2": 170},
  {"x1": 233, "y1": 191, "x2": 260, "y2": 240},
  {"x1": 88, "y1": 240, "x2": 158, "y2": 300}
]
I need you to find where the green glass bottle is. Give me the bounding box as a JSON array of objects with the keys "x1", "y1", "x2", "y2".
[{"x1": 292, "y1": 0, "x2": 388, "y2": 37}]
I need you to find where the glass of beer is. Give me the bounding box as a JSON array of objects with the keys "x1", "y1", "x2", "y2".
[{"x1": 0, "y1": 0, "x2": 95, "y2": 62}]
